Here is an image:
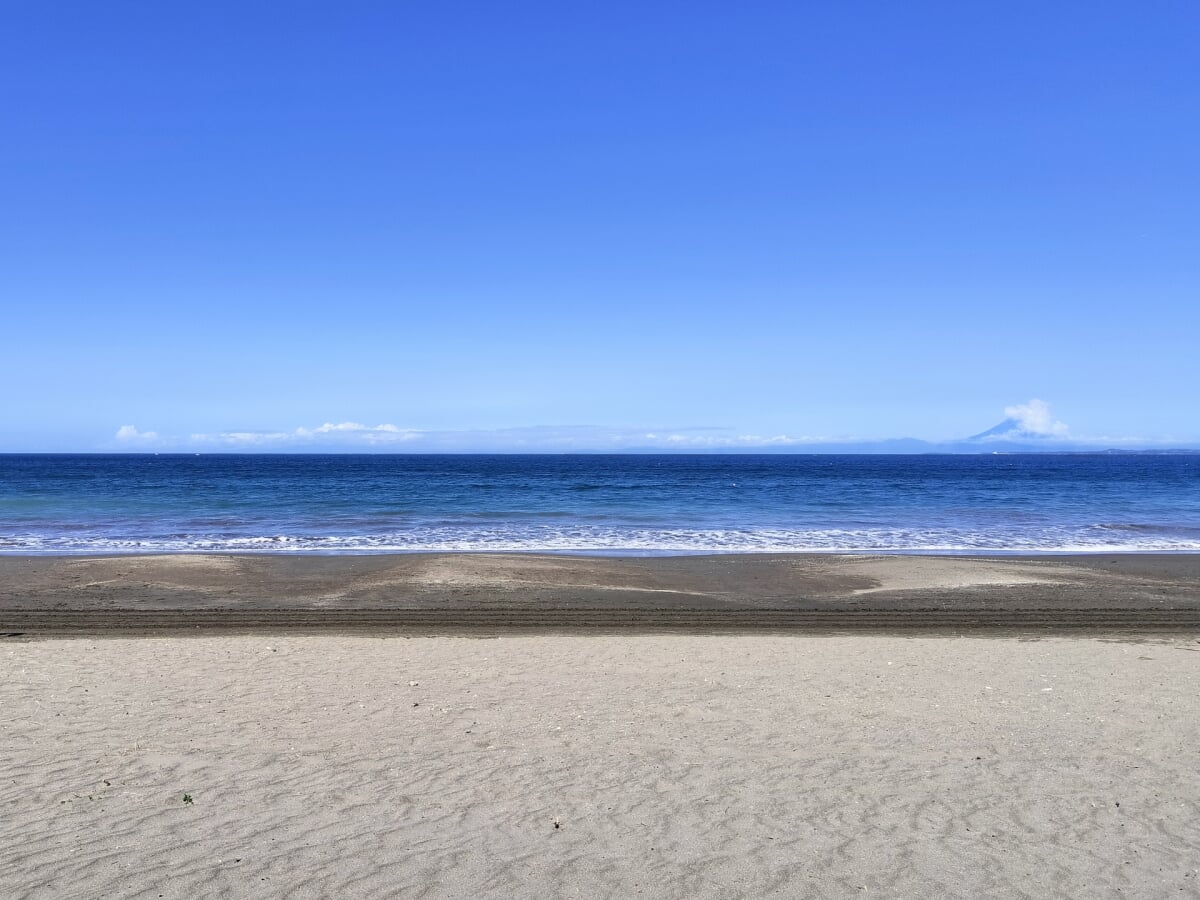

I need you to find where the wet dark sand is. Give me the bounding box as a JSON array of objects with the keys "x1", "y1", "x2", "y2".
[{"x1": 2, "y1": 552, "x2": 1197, "y2": 635}]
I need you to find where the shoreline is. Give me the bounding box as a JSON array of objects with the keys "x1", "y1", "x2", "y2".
[{"x1": 7, "y1": 547, "x2": 1200, "y2": 557}]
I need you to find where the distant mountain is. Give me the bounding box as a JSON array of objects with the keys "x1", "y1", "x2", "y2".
[
  {"x1": 590, "y1": 416, "x2": 1199, "y2": 455},
  {"x1": 965, "y1": 418, "x2": 1028, "y2": 442}
]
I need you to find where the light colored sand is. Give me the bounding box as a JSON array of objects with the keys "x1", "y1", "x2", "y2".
[
  {"x1": 839, "y1": 556, "x2": 1070, "y2": 593},
  {"x1": 4, "y1": 634, "x2": 1200, "y2": 899}
]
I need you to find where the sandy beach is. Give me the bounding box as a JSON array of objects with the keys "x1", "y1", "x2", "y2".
[
  {"x1": 3, "y1": 554, "x2": 1199, "y2": 897},
  {"x1": 5, "y1": 632, "x2": 1200, "y2": 898}
]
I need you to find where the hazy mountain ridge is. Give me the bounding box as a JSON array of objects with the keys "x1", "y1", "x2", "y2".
[{"x1": 615, "y1": 417, "x2": 1200, "y2": 454}]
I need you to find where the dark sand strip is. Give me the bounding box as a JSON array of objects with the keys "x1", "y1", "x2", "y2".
[
  {"x1": 5, "y1": 607, "x2": 1200, "y2": 637},
  {"x1": 2, "y1": 552, "x2": 1197, "y2": 635}
]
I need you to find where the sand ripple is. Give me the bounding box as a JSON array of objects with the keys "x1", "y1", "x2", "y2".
[{"x1": 3, "y1": 634, "x2": 1199, "y2": 898}]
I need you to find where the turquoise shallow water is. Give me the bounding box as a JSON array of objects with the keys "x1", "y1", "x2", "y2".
[{"x1": 1, "y1": 453, "x2": 1198, "y2": 554}]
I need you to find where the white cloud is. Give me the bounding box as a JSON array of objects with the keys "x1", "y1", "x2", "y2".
[
  {"x1": 1003, "y1": 399, "x2": 1069, "y2": 436},
  {"x1": 220, "y1": 431, "x2": 295, "y2": 445},
  {"x1": 636, "y1": 431, "x2": 830, "y2": 448},
  {"x1": 118, "y1": 422, "x2": 848, "y2": 451},
  {"x1": 200, "y1": 424, "x2": 827, "y2": 450},
  {"x1": 284, "y1": 423, "x2": 417, "y2": 443},
  {"x1": 182, "y1": 422, "x2": 421, "y2": 448},
  {"x1": 312, "y1": 422, "x2": 404, "y2": 434},
  {"x1": 115, "y1": 425, "x2": 159, "y2": 442}
]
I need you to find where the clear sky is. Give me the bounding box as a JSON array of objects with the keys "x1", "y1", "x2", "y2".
[{"x1": 3, "y1": 1, "x2": 1197, "y2": 451}]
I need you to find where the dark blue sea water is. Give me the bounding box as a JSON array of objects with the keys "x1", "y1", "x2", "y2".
[{"x1": 1, "y1": 454, "x2": 1199, "y2": 555}]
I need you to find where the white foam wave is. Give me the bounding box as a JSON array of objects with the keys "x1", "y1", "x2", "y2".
[{"x1": 4, "y1": 524, "x2": 1200, "y2": 555}]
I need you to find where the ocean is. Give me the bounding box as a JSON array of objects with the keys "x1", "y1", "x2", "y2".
[{"x1": 1, "y1": 453, "x2": 1198, "y2": 555}]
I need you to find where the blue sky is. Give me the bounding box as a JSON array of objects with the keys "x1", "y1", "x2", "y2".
[{"x1": 3, "y1": 1, "x2": 1197, "y2": 451}]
